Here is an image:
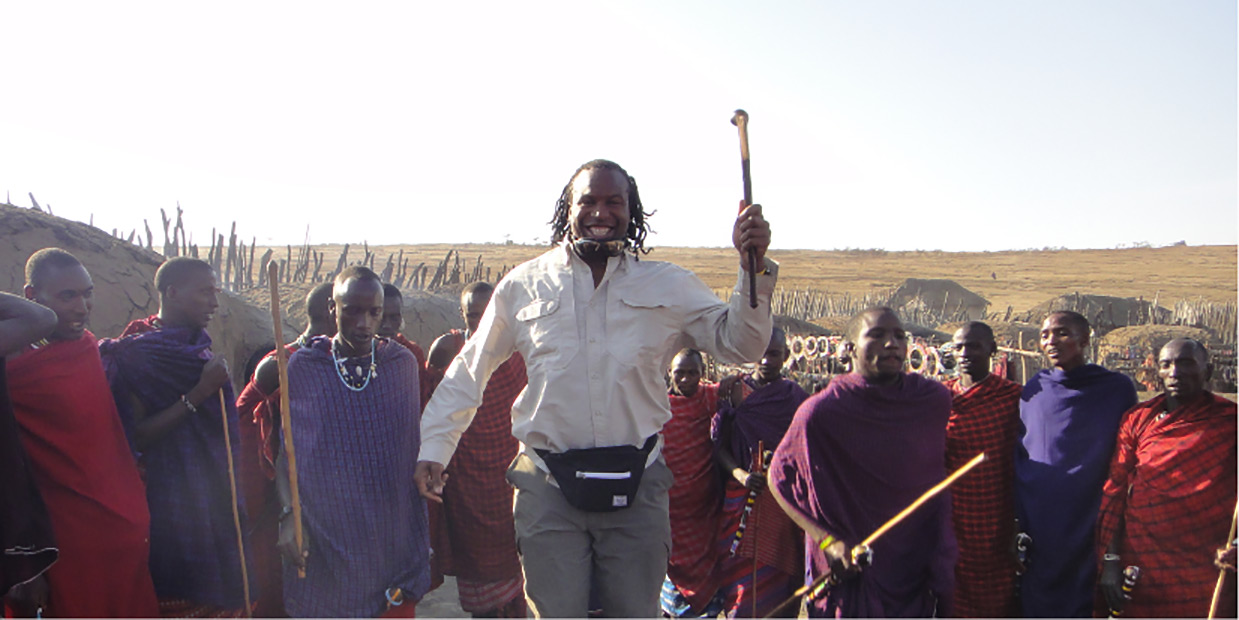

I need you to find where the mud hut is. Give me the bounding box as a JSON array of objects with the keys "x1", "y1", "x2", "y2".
[
  {"x1": 888, "y1": 278, "x2": 990, "y2": 322},
  {"x1": 1018, "y1": 293, "x2": 1170, "y2": 334}
]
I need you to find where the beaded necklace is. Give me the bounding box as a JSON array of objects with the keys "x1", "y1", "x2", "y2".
[{"x1": 332, "y1": 337, "x2": 378, "y2": 392}]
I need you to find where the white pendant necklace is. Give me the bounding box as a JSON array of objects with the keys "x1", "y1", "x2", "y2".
[{"x1": 332, "y1": 337, "x2": 378, "y2": 392}]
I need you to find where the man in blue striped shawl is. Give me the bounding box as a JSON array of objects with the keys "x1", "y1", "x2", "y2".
[
  {"x1": 277, "y1": 266, "x2": 431, "y2": 617},
  {"x1": 100, "y1": 257, "x2": 254, "y2": 617}
]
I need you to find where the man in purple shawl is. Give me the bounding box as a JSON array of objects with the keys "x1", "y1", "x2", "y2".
[
  {"x1": 99, "y1": 257, "x2": 255, "y2": 617},
  {"x1": 277, "y1": 266, "x2": 430, "y2": 618},
  {"x1": 711, "y1": 327, "x2": 808, "y2": 617},
  {"x1": 1014, "y1": 310, "x2": 1136, "y2": 617},
  {"x1": 770, "y1": 308, "x2": 957, "y2": 618}
]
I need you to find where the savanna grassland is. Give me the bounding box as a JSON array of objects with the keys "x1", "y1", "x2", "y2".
[{"x1": 287, "y1": 243, "x2": 1236, "y2": 315}]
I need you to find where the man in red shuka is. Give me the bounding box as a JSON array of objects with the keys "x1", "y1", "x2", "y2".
[{"x1": 6, "y1": 248, "x2": 158, "y2": 617}]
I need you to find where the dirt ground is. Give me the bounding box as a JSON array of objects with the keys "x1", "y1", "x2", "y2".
[
  {"x1": 418, "y1": 577, "x2": 468, "y2": 618},
  {"x1": 266, "y1": 243, "x2": 1237, "y2": 315}
]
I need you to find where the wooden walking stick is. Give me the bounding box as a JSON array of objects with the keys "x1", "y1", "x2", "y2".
[
  {"x1": 764, "y1": 452, "x2": 987, "y2": 618},
  {"x1": 268, "y1": 261, "x2": 307, "y2": 578},
  {"x1": 731, "y1": 109, "x2": 759, "y2": 309},
  {"x1": 1208, "y1": 499, "x2": 1239, "y2": 618},
  {"x1": 751, "y1": 440, "x2": 766, "y2": 618},
  {"x1": 218, "y1": 389, "x2": 253, "y2": 617}
]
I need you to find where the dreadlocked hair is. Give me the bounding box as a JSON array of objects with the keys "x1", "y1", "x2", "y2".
[{"x1": 548, "y1": 159, "x2": 655, "y2": 255}]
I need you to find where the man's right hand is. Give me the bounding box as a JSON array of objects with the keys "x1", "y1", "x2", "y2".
[
  {"x1": 415, "y1": 460, "x2": 448, "y2": 503},
  {"x1": 718, "y1": 374, "x2": 743, "y2": 407},
  {"x1": 277, "y1": 515, "x2": 309, "y2": 569},
  {"x1": 822, "y1": 539, "x2": 859, "y2": 582},
  {"x1": 191, "y1": 357, "x2": 231, "y2": 404},
  {"x1": 1099, "y1": 558, "x2": 1126, "y2": 613},
  {"x1": 737, "y1": 469, "x2": 766, "y2": 493}
]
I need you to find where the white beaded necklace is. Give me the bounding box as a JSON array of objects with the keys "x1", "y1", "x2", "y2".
[{"x1": 332, "y1": 337, "x2": 378, "y2": 392}]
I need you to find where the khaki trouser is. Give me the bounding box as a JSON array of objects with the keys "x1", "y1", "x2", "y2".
[{"x1": 506, "y1": 452, "x2": 673, "y2": 618}]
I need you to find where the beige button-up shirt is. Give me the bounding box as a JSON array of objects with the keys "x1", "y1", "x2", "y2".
[{"x1": 419, "y1": 244, "x2": 777, "y2": 467}]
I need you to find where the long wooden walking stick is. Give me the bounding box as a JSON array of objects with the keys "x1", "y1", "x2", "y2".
[
  {"x1": 764, "y1": 452, "x2": 987, "y2": 618},
  {"x1": 218, "y1": 389, "x2": 253, "y2": 617},
  {"x1": 1208, "y1": 500, "x2": 1239, "y2": 618},
  {"x1": 268, "y1": 261, "x2": 306, "y2": 578},
  {"x1": 751, "y1": 440, "x2": 765, "y2": 618},
  {"x1": 731, "y1": 109, "x2": 758, "y2": 309}
]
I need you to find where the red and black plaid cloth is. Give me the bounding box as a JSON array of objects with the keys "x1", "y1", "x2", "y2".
[
  {"x1": 664, "y1": 383, "x2": 723, "y2": 613},
  {"x1": 440, "y1": 351, "x2": 527, "y2": 584},
  {"x1": 944, "y1": 374, "x2": 1021, "y2": 618},
  {"x1": 1095, "y1": 392, "x2": 1237, "y2": 618}
]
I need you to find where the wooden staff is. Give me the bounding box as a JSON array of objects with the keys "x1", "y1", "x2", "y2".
[
  {"x1": 268, "y1": 261, "x2": 306, "y2": 578},
  {"x1": 1208, "y1": 500, "x2": 1239, "y2": 618},
  {"x1": 751, "y1": 440, "x2": 766, "y2": 619},
  {"x1": 764, "y1": 452, "x2": 986, "y2": 618},
  {"x1": 218, "y1": 390, "x2": 252, "y2": 617},
  {"x1": 731, "y1": 109, "x2": 758, "y2": 308}
]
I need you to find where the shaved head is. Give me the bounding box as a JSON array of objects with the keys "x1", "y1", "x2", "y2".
[
  {"x1": 1046, "y1": 310, "x2": 1089, "y2": 337},
  {"x1": 155, "y1": 257, "x2": 213, "y2": 296},
  {"x1": 846, "y1": 307, "x2": 899, "y2": 344},
  {"x1": 305, "y1": 282, "x2": 335, "y2": 323},
  {"x1": 25, "y1": 248, "x2": 83, "y2": 289}
]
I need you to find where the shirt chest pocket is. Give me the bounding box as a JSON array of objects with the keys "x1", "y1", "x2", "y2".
[
  {"x1": 608, "y1": 291, "x2": 678, "y2": 367},
  {"x1": 515, "y1": 297, "x2": 577, "y2": 369}
]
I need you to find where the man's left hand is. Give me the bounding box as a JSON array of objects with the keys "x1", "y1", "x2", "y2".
[
  {"x1": 1217, "y1": 544, "x2": 1237, "y2": 572},
  {"x1": 733, "y1": 202, "x2": 770, "y2": 271},
  {"x1": 1099, "y1": 558, "x2": 1126, "y2": 613},
  {"x1": 6, "y1": 573, "x2": 49, "y2": 617}
]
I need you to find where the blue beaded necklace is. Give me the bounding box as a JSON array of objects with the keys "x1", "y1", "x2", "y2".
[{"x1": 332, "y1": 337, "x2": 377, "y2": 392}]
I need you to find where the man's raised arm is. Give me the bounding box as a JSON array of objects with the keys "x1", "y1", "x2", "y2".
[{"x1": 0, "y1": 292, "x2": 56, "y2": 357}]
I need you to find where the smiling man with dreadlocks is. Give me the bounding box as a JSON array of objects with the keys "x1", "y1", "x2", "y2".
[{"x1": 417, "y1": 159, "x2": 776, "y2": 617}]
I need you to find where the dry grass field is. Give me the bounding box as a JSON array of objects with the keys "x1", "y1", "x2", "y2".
[{"x1": 269, "y1": 242, "x2": 1236, "y2": 315}]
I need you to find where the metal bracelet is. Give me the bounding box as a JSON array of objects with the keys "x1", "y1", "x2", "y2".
[{"x1": 181, "y1": 394, "x2": 199, "y2": 414}]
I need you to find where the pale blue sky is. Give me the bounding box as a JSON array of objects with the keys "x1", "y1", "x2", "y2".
[{"x1": 2, "y1": 1, "x2": 1234, "y2": 251}]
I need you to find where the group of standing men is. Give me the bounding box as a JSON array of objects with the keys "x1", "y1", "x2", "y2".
[
  {"x1": 0, "y1": 248, "x2": 530, "y2": 617},
  {"x1": 0, "y1": 156, "x2": 1234, "y2": 619}
]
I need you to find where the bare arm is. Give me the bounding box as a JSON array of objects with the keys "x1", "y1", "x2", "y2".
[
  {"x1": 0, "y1": 292, "x2": 56, "y2": 357},
  {"x1": 713, "y1": 415, "x2": 765, "y2": 493},
  {"x1": 275, "y1": 450, "x2": 308, "y2": 567},
  {"x1": 770, "y1": 478, "x2": 832, "y2": 545},
  {"x1": 253, "y1": 354, "x2": 281, "y2": 397}
]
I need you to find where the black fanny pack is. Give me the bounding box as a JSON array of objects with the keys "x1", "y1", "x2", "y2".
[{"x1": 536, "y1": 435, "x2": 658, "y2": 513}]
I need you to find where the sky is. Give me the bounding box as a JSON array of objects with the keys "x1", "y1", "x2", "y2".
[{"x1": 2, "y1": 1, "x2": 1235, "y2": 252}]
